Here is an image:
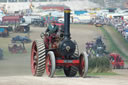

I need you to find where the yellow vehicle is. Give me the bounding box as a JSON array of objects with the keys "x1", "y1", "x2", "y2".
[{"x1": 95, "y1": 23, "x2": 103, "y2": 27}]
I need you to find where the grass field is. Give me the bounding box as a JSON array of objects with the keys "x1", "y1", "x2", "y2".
[{"x1": 100, "y1": 26, "x2": 128, "y2": 59}]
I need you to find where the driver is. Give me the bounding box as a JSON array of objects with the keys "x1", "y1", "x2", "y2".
[{"x1": 45, "y1": 21, "x2": 59, "y2": 35}]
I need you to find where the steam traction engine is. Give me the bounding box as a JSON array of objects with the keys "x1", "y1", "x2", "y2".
[{"x1": 31, "y1": 9, "x2": 88, "y2": 77}]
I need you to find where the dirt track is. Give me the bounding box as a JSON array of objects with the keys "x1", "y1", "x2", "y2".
[
  {"x1": 0, "y1": 24, "x2": 128, "y2": 85},
  {"x1": 0, "y1": 73, "x2": 127, "y2": 85}
]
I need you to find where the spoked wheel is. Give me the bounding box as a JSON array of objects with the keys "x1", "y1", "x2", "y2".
[
  {"x1": 46, "y1": 51, "x2": 56, "y2": 77},
  {"x1": 79, "y1": 52, "x2": 88, "y2": 78},
  {"x1": 31, "y1": 40, "x2": 46, "y2": 76},
  {"x1": 64, "y1": 66, "x2": 78, "y2": 77}
]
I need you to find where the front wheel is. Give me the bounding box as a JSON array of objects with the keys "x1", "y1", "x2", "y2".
[
  {"x1": 79, "y1": 52, "x2": 88, "y2": 78},
  {"x1": 46, "y1": 51, "x2": 56, "y2": 77}
]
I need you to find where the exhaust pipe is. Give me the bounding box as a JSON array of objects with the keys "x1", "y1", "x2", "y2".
[
  {"x1": 64, "y1": 9, "x2": 71, "y2": 39},
  {"x1": 58, "y1": 9, "x2": 76, "y2": 57}
]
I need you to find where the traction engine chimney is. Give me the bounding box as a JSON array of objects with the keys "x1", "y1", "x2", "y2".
[{"x1": 64, "y1": 9, "x2": 71, "y2": 39}]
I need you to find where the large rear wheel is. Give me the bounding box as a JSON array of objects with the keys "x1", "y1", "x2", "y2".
[
  {"x1": 46, "y1": 51, "x2": 56, "y2": 77},
  {"x1": 79, "y1": 52, "x2": 88, "y2": 78},
  {"x1": 31, "y1": 40, "x2": 46, "y2": 76}
]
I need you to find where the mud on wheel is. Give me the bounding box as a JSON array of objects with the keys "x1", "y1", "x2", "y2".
[{"x1": 31, "y1": 40, "x2": 46, "y2": 76}]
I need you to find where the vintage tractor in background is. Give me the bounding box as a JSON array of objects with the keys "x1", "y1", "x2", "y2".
[
  {"x1": 8, "y1": 42, "x2": 27, "y2": 54},
  {"x1": 31, "y1": 9, "x2": 88, "y2": 78},
  {"x1": 109, "y1": 53, "x2": 124, "y2": 69},
  {"x1": 86, "y1": 37, "x2": 108, "y2": 57}
]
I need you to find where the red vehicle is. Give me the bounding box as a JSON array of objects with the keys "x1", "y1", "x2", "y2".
[
  {"x1": 2, "y1": 15, "x2": 23, "y2": 22},
  {"x1": 109, "y1": 53, "x2": 124, "y2": 69},
  {"x1": 31, "y1": 9, "x2": 88, "y2": 78}
]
